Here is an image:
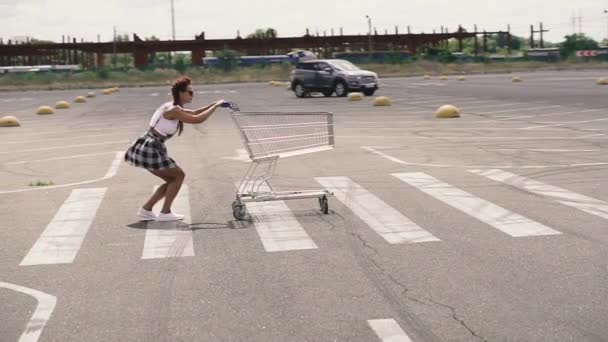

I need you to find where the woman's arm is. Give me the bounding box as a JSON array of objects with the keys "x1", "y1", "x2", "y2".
[
  {"x1": 165, "y1": 100, "x2": 224, "y2": 124},
  {"x1": 183, "y1": 102, "x2": 218, "y2": 115}
]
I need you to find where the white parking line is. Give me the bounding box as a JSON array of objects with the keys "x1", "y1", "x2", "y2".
[
  {"x1": 4, "y1": 151, "x2": 120, "y2": 165},
  {"x1": 393, "y1": 172, "x2": 562, "y2": 237},
  {"x1": 472, "y1": 105, "x2": 561, "y2": 115},
  {"x1": 222, "y1": 148, "x2": 250, "y2": 162},
  {"x1": 0, "y1": 282, "x2": 57, "y2": 342},
  {"x1": 522, "y1": 77, "x2": 596, "y2": 82},
  {"x1": 362, "y1": 146, "x2": 608, "y2": 169},
  {"x1": 17, "y1": 119, "x2": 143, "y2": 130},
  {"x1": 0, "y1": 152, "x2": 123, "y2": 194},
  {"x1": 142, "y1": 185, "x2": 195, "y2": 259},
  {"x1": 20, "y1": 188, "x2": 107, "y2": 265},
  {"x1": 580, "y1": 133, "x2": 607, "y2": 138},
  {"x1": 392, "y1": 95, "x2": 444, "y2": 101},
  {"x1": 410, "y1": 83, "x2": 448, "y2": 87},
  {"x1": 462, "y1": 102, "x2": 524, "y2": 110},
  {"x1": 484, "y1": 149, "x2": 600, "y2": 152},
  {"x1": 366, "y1": 146, "x2": 600, "y2": 153},
  {"x1": 451, "y1": 100, "x2": 498, "y2": 107},
  {"x1": 0, "y1": 97, "x2": 33, "y2": 102},
  {"x1": 315, "y1": 176, "x2": 440, "y2": 244},
  {"x1": 496, "y1": 109, "x2": 603, "y2": 121},
  {"x1": 521, "y1": 118, "x2": 608, "y2": 130},
  {"x1": 6, "y1": 133, "x2": 136, "y2": 144},
  {"x1": 340, "y1": 126, "x2": 570, "y2": 131},
  {"x1": 0, "y1": 125, "x2": 142, "y2": 136},
  {"x1": 0, "y1": 141, "x2": 129, "y2": 154},
  {"x1": 470, "y1": 169, "x2": 608, "y2": 220},
  {"x1": 405, "y1": 99, "x2": 458, "y2": 105},
  {"x1": 197, "y1": 90, "x2": 238, "y2": 94},
  {"x1": 368, "y1": 319, "x2": 413, "y2": 342}
]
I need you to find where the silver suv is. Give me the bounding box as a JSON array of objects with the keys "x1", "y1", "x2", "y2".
[{"x1": 289, "y1": 59, "x2": 379, "y2": 98}]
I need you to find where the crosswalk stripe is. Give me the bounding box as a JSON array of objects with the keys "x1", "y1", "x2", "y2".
[
  {"x1": 246, "y1": 201, "x2": 319, "y2": 252},
  {"x1": 142, "y1": 185, "x2": 194, "y2": 259},
  {"x1": 393, "y1": 173, "x2": 562, "y2": 237},
  {"x1": 368, "y1": 319, "x2": 413, "y2": 342},
  {"x1": 315, "y1": 176, "x2": 440, "y2": 244},
  {"x1": 20, "y1": 188, "x2": 107, "y2": 266},
  {"x1": 469, "y1": 169, "x2": 608, "y2": 220},
  {"x1": 235, "y1": 182, "x2": 318, "y2": 252}
]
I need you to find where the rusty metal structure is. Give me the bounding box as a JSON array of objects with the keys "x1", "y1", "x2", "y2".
[{"x1": 0, "y1": 26, "x2": 512, "y2": 68}]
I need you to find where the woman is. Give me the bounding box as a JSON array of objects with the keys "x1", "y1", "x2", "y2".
[{"x1": 125, "y1": 76, "x2": 224, "y2": 221}]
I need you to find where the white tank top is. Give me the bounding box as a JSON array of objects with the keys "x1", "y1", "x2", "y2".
[{"x1": 149, "y1": 102, "x2": 181, "y2": 136}]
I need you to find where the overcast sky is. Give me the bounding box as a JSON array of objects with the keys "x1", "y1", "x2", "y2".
[{"x1": 2, "y1": 0, "x2": 607, "y2": 44}]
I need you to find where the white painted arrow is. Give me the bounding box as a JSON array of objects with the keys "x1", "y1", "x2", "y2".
[{"x1": 223, "y1": 148, "x2": 250, "y2": 162}]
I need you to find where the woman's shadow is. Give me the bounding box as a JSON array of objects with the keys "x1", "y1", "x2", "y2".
[{"x1": 126, "y1": 217, "x2": 253, "y2": 231}]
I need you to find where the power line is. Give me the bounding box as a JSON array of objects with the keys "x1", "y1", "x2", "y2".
[{"x1": 572, "y1": 10, "x2": 577, "y2": 33}]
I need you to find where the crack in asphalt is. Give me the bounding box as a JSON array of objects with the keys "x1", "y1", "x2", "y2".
[{"x1": 351, "y1": 231, "x2": 487, "y2": 342}]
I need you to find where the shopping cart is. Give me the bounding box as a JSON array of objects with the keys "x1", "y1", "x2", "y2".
[{"x1": 224, "y1": 102, "x2": 335, "y2": 220}]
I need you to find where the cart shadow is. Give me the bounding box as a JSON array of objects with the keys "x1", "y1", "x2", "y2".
[
  {"x1": 126, "y1": 210, "x2": 335, "y2": 231},
  {"x1": 126, "y1": 220, "x2": 252, "y2": 231}
]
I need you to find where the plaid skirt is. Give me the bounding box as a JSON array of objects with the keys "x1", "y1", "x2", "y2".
[{"x1": 124, "y1": 130, "x2": 178, "y2": 170}]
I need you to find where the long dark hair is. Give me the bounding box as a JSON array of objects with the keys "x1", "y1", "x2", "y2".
[{"x1": 171, "y1": 76, "x2": 191, "y2": 136}]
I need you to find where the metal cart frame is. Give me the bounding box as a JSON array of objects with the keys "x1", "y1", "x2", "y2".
[{"x1": 229, "y1": 110, "x2": 335, "y2": 220}]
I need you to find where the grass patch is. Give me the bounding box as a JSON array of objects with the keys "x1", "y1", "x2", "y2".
[
  {"x1": 29, "y1": 180, "x2": 55, "y2": 187},
  {"x1": 2, "y1": 60, "x2": 608, "y2": 91}
]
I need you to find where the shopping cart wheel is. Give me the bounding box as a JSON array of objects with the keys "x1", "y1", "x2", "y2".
[
  {"x1": 319, "y1": 195, "x2": 329, "y2": 215},
  {"x1": 232, "y1": 200, "x2": 248, "y2": 221}
]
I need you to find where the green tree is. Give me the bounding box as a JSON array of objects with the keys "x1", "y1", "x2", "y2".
[
  {"x1": 215, "y1": 49, "x2": 240, "y2": 71},
  {"x1": 559, "y1": 34, "x2": 599, "y2": 57},
  {"x1": 117, "y1": 54, "x2": 133, "y2": 69},
  {"x1": 173, "y1": 53, "x2": 189, "y2": 74},
  {"x1": 495, "y1": 34, "x2": 524, "y2": 51},
  {"x1": 115, "y1": 33, "x2": 130, "y2": 42},
  {"x1": 246, "y1": 28, "x2": 278, "y2": 39}
]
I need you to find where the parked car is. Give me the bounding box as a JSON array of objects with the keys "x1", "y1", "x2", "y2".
[{"x1": 289, "y1": 59, "x2": 379, "y2": 97}]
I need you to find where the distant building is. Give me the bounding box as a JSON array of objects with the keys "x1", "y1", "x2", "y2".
[{"x1": 526, "y1": 48, "x2": 561, "y2": 61}]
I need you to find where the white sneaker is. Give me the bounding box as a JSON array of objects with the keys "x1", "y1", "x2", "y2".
[
  {"x1": 137, "y1": 207, "x2": 157, "y2": 221},
  {"x1": 156, "y1": 212, "x2": 185, "y2": 222}
]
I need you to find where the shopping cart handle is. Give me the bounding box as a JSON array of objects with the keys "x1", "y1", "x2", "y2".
[{"x1": 221, "y1": 101, "x2": 240, "y2": 112}]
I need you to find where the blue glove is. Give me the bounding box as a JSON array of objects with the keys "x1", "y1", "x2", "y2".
[{"x1": 220, "y1": 101, "x2": 240, "y2": 111}]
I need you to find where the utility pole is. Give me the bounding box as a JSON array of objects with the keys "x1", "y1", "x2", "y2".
[
  {"x1": 538, "y1": 22, "x2": 548, "y2": 48},
  {"x1": 507, "y1": 24, "x2": 512, "y2": 55},
  {"x1": 577, "y1": 9, "x2": 583, "y2": 34},
  {"x1": 112, "y1": 26, "x2": 117, "y2": 68},
  {"x1": 604, "y1": 10, "x2": 608, "y2": 42},
  {"x1": 474, "y1": 24, "x2": 479, "y2": 55},
  {"x1": 171, "y1": 0, "x2": 176, "y2": 40},
  {"x1": 365, "y1": 15, "x2": 373, "y2": 58},
  {"x1": 572, "y1": 10, "x2": 576, "y2": 34},
  {"x1": 530, "y1": 25, "x2": 535, "y2": 49},
  {"x1": 530, "y1": 23, "x2": 549, "y2": 49}
]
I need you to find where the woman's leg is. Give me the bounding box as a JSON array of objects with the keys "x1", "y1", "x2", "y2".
[
  {"x1": 142, "y1": 172, "x2": 173, "y2": 211},
  {"x1": 148, "y1": 167, "x2": 185, "y2": 214}
]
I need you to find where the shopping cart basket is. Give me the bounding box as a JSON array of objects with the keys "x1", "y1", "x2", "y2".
[{"x1": 225, "y1": 102, "x2": 335, "y2": 220}]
